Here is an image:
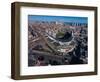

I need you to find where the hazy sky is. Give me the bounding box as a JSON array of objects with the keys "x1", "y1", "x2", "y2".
[{"x1": 28, "y1": 15, "x2": 88, "y2": 24}]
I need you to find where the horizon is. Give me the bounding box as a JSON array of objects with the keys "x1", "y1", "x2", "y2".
[{"x1": 28, "y1": 15, "x2": 88, "y2": 24}]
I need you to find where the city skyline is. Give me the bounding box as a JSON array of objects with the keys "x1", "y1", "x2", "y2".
[{"x1": 28, "y1": 15, "x2": 88, "y2": 24}]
